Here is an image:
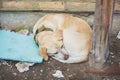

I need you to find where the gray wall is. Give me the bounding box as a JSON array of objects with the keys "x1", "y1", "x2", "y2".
[{"x1": 0, "y1": 12, "x2": 120, "y2": 34}]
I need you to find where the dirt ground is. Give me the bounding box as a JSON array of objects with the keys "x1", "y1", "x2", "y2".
[{"x1": 0, "y1": 30, "x2": 120, "y2": 80}]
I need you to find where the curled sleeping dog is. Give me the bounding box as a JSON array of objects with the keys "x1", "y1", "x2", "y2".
[{"x1": 33, "y1": 14, "x2": 92, "y2": 63}]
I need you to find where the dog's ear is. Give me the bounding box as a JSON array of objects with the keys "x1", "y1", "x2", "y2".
[
  {"x1": 36, "y1": 25, "x2": 53, "y2": 33},
  {"x1": 38, "y1": 47, "x2": 48, "y2": 61},
  {"x1": 55, "y1": 30, "x2": 63, "y2": 40}
]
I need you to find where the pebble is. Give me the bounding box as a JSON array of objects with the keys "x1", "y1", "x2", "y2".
[
  {"x1": 47, "y1": 61, "x2": 50, "y2": 63},
  {"x1": 68, "y1": 74, "x2": 72, "y2": 77},
  {"x1": 111, "y1": 56, "x2": 115, "y2": 58},
  {"x1": 34, "y1": 74, "x2": 37, "y2": 76},
  {"x1": 50, "y1": 58, "x2": 53, "y2": 61},
  {"x1": 25, "y1": 77, "x2": 27, "y2": 80},
  {"x1": 47, "y1": 67, "x2": 50, "y2": 70},
  {"x1": 13, "y1": 73, "x2": 17, "y2": 76},
  {"x1": 67, "y1": 68, "x2": 69, "y2": 71},
  {"x1": 110, "y1": 52, "x2": 114, "y2": 55},
  {"x1": 40, "y1": 69, "x2": 43, "y2": 72},
  {"x1": 32, "y1": 70, "x2": 35, "y2": 73},
  {"x1": 111, "y1": 62, "x2": 114, "y2": 64}
]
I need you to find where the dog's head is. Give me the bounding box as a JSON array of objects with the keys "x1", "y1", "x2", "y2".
[{"x1": 35, "y1": 30, "x2": 64, "y2": 61}]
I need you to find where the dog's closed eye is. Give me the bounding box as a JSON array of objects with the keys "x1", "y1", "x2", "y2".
[
  {"x1": 54, "y1": 52, "x2": 58, "y2": 54},
  {"x1": 61, "y1": 45, "x2": 64, "y2": 48}
]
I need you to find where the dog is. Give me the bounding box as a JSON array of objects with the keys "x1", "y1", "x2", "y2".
[{"x1": 33, "y1": 14, "x2": 92, "y2": 63}]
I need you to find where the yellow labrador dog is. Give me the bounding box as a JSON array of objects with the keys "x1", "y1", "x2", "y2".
[{"x1": 33, "y1": 14, "x2": 92, "y2": 63}]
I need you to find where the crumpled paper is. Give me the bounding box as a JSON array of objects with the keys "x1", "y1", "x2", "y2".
[
  {"x1": 15, "y1": 62, "x2": 34, "y2": 73},
  {"x1": 52, "y1": 70, "x2": 64, "y2": 78}
]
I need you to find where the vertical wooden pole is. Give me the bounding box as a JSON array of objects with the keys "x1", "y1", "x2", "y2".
[
  {"x1": 0, "y1": 0, "x2": 2, "y2": 8},
  {"x1": 90, "y1": 0, "x2": 115, "y2": 69}
]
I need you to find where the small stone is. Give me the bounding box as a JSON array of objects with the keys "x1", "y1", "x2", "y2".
[
  {"x1": 67, "y1": 68, "x2": 69, "y2": 71},
  {"x1": 33, "y1": 77, "x2": 36, "y2": 80},
  {"x1": 111, "y1": 62, "x2": 114, "y2": 64},
  {"x1": 25, "y1": 77, "x2": 27, "y2": 80},
  {"x1": 47, "y1": 61, "x2": 50, "y2": 63},
  {"x1": 47, "y1": 67, "x2": 50, "y2": 70},
  {"x1": 40, "y1": 73, "x2": 42, "y2": 76},
  {"x1": 68, "y1": 74, "x2": 72, "y2": 77},
  {"x1": 110, "y1": 52, "x2": 114, "y2": 55},
  {"x1": 34, "y1": 74, "x2": 37, "y2": 76},
  {"x1": 111, "y1": 56, "x2": 115, "y2": 58},
  {"x1": 13, "y1": 73, "x2": 17, "y2": 76},
  {"x1": 32, "y1": 70, "x2": 35, "y2": 73},
  {"x1": 119, "y1": 62, "x2": 120, "y2": 67},
  {"x1": 50, "y1": 58, "x2": 52, "y2": 61},
  {"x1": 40, "y1": 69, "x2": 43, "y2": 72}
]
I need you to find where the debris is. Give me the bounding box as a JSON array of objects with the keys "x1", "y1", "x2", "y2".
[
  {"x1": 15, "y1": 62, "x2": 34, "y2": 73},
  {"x1": 32, "y1": 70, "x2": 35, "y2": 73},
  {"x1": 67, "y1": 68, "x2": 70, "y2": 71},
  {"x1": 111, "y1": 56, "x2": 115, "y2": 58},
  {"x1": 40, "y1": 69, "x2": 43, "y2": 72},
  {"x1": 68, "y1": 74, "x2": 72, "y2": 77},
  {"x1": 34, "y1": 74, "x2": 37, "y2": 76},
  {"x1": 117, "y1": 31, "x2": 120, "y2": 39},
  {"x1": 29, "y1": 33, "x2": 34, "y2": 36},
  {"x1": 110, "y1": 52, "x2": 114, "y2": 55},
  {"x1": 0, "y1": 60, "x2": 11, "y2": 67},
  {"x1": 52, "y1": 70, "x2": 64, "y2": 78},
  {"x1": 25, "y1": 77, "x2": 27, "y2": 80},
  {"x1": 17, "y1": 29, "x2": 29, "y2": 35},
  {"x1": 13, "y1": 73, "x2": 17, "y2": 76}
]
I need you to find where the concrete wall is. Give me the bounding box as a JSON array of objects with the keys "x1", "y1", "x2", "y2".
[
  {"x1": 0, "y1": 12, "x2": 45, "y2": 29},
  {"x1": 0, "y1": 12, "x2": 120, "y2": 34},
  {"x1": 0, "y1": 0, "x2": 120, "y2": 34},
  {"x1": 0, "y1": 12, "x2": 93, "y2": 29},
  {"x1": 0, "y1": 0, "x2": 120, "y2": 11}
]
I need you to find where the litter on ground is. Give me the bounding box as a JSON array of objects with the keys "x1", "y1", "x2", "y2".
[
  {"x1": 117, "y1": 31, "x2": 120, "y2": 39},
  {"x1": 52, "y1": 70, "x2": 64, "y2": 78},
  {"x1": 15, "y1": 62, "x2": 34, "y2": 73},
  {"x1": 0, "y1": 60, "x2": 11, "y2": 67}
]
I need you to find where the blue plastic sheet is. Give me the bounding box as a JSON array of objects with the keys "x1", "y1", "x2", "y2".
[{"x1": 0, "y1": 30, "x2": 43, "y2": 63}]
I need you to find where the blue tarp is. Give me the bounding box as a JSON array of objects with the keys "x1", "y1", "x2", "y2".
[{"x1": 0, "y1": 30, "x2": 43, "y2": 63}]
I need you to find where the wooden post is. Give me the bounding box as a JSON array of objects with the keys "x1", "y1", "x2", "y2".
[
  {"x1": 0, "y1": 0, "x2": 2, "y2": 8},
  {"x1": 90, "y1": 0, "x2": 115, "y2": 69}
]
